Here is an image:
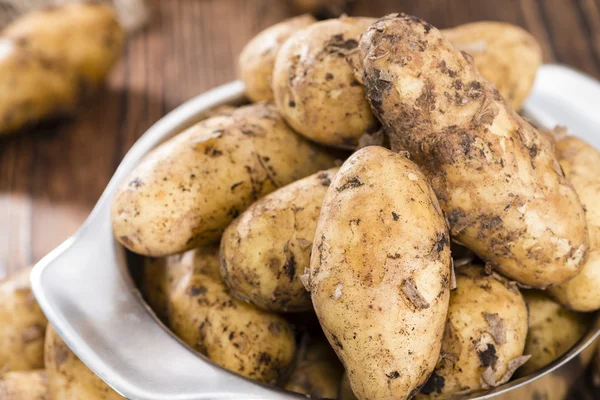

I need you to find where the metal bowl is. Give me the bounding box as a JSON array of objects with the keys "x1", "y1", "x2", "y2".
[{"x1": 31, "y1": 66, "x2": 600, "y2": 400}]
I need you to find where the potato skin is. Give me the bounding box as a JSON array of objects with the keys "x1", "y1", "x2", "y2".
[
  {"x1": 45, "y1": 326, "x2": 122, "y2": 400},
  {"x1": 167, "y1": 270, "x2": 296, "y2": 384},
  {"x1": 111, "y1": 103, "x2": 336, "y2": 257},
  {"x1": 520, "y1": 290, "x2": 589, "y2": 376},
  {"x1": 0, "y1": 370, "x2": 48, "y2": 400},
  {"x1": 360, "y1": 14, "x2": 588, "y2": 288},
  {"x1": 238, "y1": 14, "x2": 316, "y2": 102},
  {"x1": 272, "y1": 16, "x2": 377, "y2": 149},
  {"x1": 0, "y1": 267, "x2": 47, "y2": 371},
  {"x1": 442, "y1": 21, "x2": 542, "y2": 110},
  {"x1": 549, "y1": 136, "x2": 600, "y2": 311},
  {"x1": 220, "y1": 168, "x2": 338, "y2": 312},
  {"x1": 417, "y1": 265, "x2": 528, "y2": 398},
  {"x1": 308, "y1": 146, "x2": 451, "y2": 400}
]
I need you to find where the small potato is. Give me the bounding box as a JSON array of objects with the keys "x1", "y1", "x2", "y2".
[
  {"x1": 167, "y1": 270, "x2": 296, "y2": 384},
  {"x1": 360, "y1": 14, "x2": 588, "y2": 288},
  {"x1": 549, "y1": 136, "x2": 600, "y2": 311},
  {"x1": 417, "y1": 265, "x2": 529, "y2": 398},
  {"x1": 112, "y1": 103, "x2": 336, "y2": 257},
  {"x1": 45, "y1": 326, "x2": 122, "y2": 399},
  {"x1": 442, "y1": 22, "x2": 542, "y2": 110},
  {"x1": 284, "y1": 336, "x2": 344, "y2": 398},
  {"x1": 238, "y1": 14, "x2": 316, "y2": 102},
  {"x1": 0, "y1": 267, "x2": 47, "y2": 371},
  {"x1": 308, "y1": 146, "x2": 451, "y2": 400},
  {"x1": 141, "y1": 245, "x2": 220, "y2": 321},
  {"x1": 220, "y1": 168, "x2": 338, "y2": 312},
  {"x1": 519, "y1": 290, "x2": 589, "y2": 376},
  {"x1": 0, "y1": 370, "x2": 48, "y2": 400},
  {"x1": 272, "y1": 16, "x2": 377, "y2": 149}
]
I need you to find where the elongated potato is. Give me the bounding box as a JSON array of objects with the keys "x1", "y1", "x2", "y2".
[
  {"x1": 0, "y1": 267, "x2": 47, "y2": 371},
  {"x1": 418, "y1": 266, "x2": 529, "y2": 398},
  {"x1": 141, "y1": 245, "x2": 220, "y2": 321},
  {"x1": 239, "y1": 14, "x2": 316, "y2": 102},
  {"x1": 220, "y1": 167, "x2": 338, "y2": 312},
  {"x1": 112, "y1": 103, "x2": 336, "y2": 257},
  {"x1": 284, "y1": 336, "x2": 344, "y2": 398},
  {"x1": 45, "y1": 326, "x2": 122, "y2": 400},
  {"x1": 272, "y1": 16, "x2": 377, "y2": 149},
  {"x1": 0, "y1": 370, "x2": 48, "y2": 400},
  {"x1": 167, "y1": 270, "x2": 296, "y2": 384},
  {"x1": 360, "y1": 14, "x2": 588, "y2": 288},
  {"x1": 442, "y1": 21, "x2": 542, "y2": 110},
  {"x1": 308, "y1": 146, "x2": 451, "y2": 400},
  {"x1": 520, "y1": 290, "x2": 589, "y2": 376},
  {"x1": 549, "y1": 136, "x2": 600, "y2": 311}
]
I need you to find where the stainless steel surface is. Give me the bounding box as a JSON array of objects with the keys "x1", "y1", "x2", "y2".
[{"x1": 31, "y1": 66, "x2": 600, "y2": 400}]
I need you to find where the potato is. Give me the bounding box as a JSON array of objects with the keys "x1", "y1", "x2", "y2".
[
  {"x1": 238, "y1": 14, "x2": 316, "y2": 102},
  {"x1": 284, "y1": 336, "x2": 344, "y2": 398},
  {"x1": 0, "y1": 370, "x2": 48, "y2": 400},
  {"x1": 220, "y1": 167, "x2": 338, "y2": 312},
  {"x1": 272, "y1": 16, "x2": 377, "y2": 149},
  {"x1": 519, "y1": 290, "x2": 589, "y2": 376},
  {"x1": 112, "y1": 103, "x2": 336, "y2": 257},
  {"x1": 167, "y1": 269, "x2": 296, "y2": 384},
  {"x1": 0, "y1": 267, "x2": 47, "y2": 371},
  {"x1": 141, "y1": 245, "x2": 220, "y2": 321},
  {"x1": 44, "y1": 326, "x2": 122, "y2": 399},
  {"x1": 417, "y1": 265, "x2": 529, "y2": 398},
  {"x1": 549, "y1": 136, "x2": 600, "y2": 311},
  {"x1": 339, "y1": 373, "x2": 358, "y2": 400},
  {"x1": 307, "y1": 146, "x2": 451, "y2": 400},
  {"x1": 359, "y1": 14, "x2": 588, "y2": 288},
  {"x1": 442, "y1": 21, "x2": 542, "y2": 110}
]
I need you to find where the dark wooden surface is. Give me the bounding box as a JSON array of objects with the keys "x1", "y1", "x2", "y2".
[{"x1": 0, "y1": 0, "x2": 599, "y2": 396}]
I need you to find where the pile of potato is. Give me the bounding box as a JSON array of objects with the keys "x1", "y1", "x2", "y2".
[{"x1": 2, "y1": 11, "x2": 599, "y2": 400}]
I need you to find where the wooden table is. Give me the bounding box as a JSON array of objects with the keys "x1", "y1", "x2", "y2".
[{"x1": 0, "y1": 0, "x2": 599, "y2": 396}]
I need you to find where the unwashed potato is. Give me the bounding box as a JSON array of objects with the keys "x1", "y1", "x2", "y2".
[
  {"x1": 442, "y1": 21, "x2": 542, "y2": 110},
  {"x1": 141, "y1": 245, "x2": 220, "y2": 321},
  {"x1": 0, "y1": 3, "x2": 124, "y2": 135},
  {"x1": 360, "y1": 14, "x2": 588, "y2": 288},
  {"x1": 272, "y1": 16, "x2": 377, "y2": 149},
  {"x1": 111, "y1": 103, "x2": 336, "y2": 257},
  {"x1": 45, "y1": 326, "x2": 122, "y2": 400},
  {"x1": 418, "y1": 265, "x2": 529, "y2": 398},
  {"x1": 0, "y1": 370, "x2": 48, "y2": 400},
  {"x1": 238, "y1": 14, "x2": 316, "y2": 102},
  {"x1": 0, "y1": 267, "x2": 47, "y2": 371},
  {"x1": 284, "y1": 336, "x2": 344, "y2": 398},
  {"x1": 308, "y1": 146, "x2": 452, "y2": 400},
  {"x1": 519, "y1": 290, "x2": 589, "y2": 376},
  {"x1": 549, "y1": 136, "x2": 600, "y2": 311},
  {"x1": 167, "y1": 269, "x2": 296, "y2": 384},
  {"x1": 220, "y1": 167, "x2": 338, "y2": 312}
]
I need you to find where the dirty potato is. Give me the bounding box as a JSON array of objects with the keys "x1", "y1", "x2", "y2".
[
  {"x1": 220, "y1": 168, "x2": 338, "y2": 312},
  {"x1": 442, "y1": 21, "x2": 542, "y2": 110},
  {"x1": 239, "y1": 14, "x2": 316, "y2": 102},
  {"x1": 45, "y1": 326, "x2": 122, "y2": 399},
  {"x1": 167, "y1": 270, "x2": 296, "y2": 384},
  {"x1": 549, "y1": 136, "x2": 600, "y2": 311},
  {"x1": 0, "y1": 267, "x2": 47, "y2": 371},
  {"x1": 520, "y1": 290, "x2": 589, "y2": 376},
  {"x1": 284, "y1": 336, "x2": 344, "y2": 398},
  {"x1": 272, "y1": 16, "x2": 377, "y2": 149},
  {"x1": 0, "y1": 370, "x2": 48, "y2": 400},
  {"x1": 141, "y1": 245, "x2": 220, "y2": 321},
  {"x1": 418, "y1": 265, "x2": 529, "y2": 398},
  {"x1": 360, "y1": 14, "x2": 588, "y2": 288},
  {"x1": 308, "y1": 146, "x2": 452, "y2": 400},
  {"x1": 111, "y1": 103, "x2": 336, "y2": 257}
]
